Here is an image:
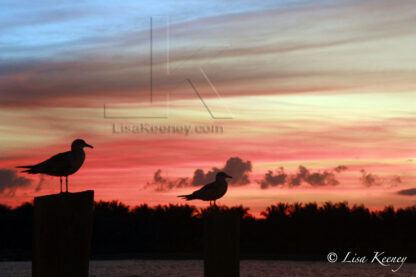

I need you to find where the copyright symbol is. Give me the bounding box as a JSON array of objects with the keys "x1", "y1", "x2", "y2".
[{"x1": 327, "y1": 252, "x2": 338, "y2": 263}]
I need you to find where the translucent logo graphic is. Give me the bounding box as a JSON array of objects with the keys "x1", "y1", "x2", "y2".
[{"x1": 104, "y1": 16, "x2": 233, "y2": 120}]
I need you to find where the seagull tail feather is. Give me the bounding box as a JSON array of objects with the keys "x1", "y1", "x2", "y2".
[
  {"x1": 177, "y1": 194, "x2": 196, "y2": 200},
  {"x1": 16, "y1": 165, "x2": 38, "y2": 174}
]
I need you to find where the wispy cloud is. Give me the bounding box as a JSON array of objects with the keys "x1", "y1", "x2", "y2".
[{"x1": 1, "y1": 0, "x2": 416, "y2": 107}]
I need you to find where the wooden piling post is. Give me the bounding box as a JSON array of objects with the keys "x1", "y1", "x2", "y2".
[
  {"x1": 204, "y1": 209, "x2": 240, "y2": 277},
  {"x1": 33, "y1": 190, "x2": 94, "y2": 277}
]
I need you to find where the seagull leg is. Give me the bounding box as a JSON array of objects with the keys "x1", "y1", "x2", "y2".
[
  {"x1": 65, "y1": 176, "x2": 68, "y2": 193},
  {"x1": 60, "y1": 177, "x2": 62, "y2": 193},
  {"x1": 209, "y1": 200, "x2": 212, "y2": 206}
]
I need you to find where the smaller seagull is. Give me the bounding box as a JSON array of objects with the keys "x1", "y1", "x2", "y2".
[
  {"x1": 17, "y1": 139, "x2": 93, "y2": 193},
  {"x1": 178, "y1": 172, "x2": 232, "y2": 206}
]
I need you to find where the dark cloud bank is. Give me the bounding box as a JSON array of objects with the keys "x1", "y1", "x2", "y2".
[
  {"x1": 259, "y1": 165, "x2": 348, "y2": 189},
  {"x1": 147, "y1": 157, "x2": 347, "y2": 191},
  {"x1": 0, "y1": 169, "x2": 32, "y2": 196},
  {"x1": 360, "y1": 169, "x2": 402, "y2": 187},
  {"x1": 147, "y1": 157, "x2": 252, "y2": 192},
  {"x1": 147, "y1": 158, "x2": 405, "y2": 192},
  {"x1": 397, "y1": 188, "x2": 416, "y2": 196}
]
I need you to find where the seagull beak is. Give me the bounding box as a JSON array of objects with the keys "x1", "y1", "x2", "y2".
[
  {"x1": 226, "y1": 174, "x2": 232, "y2": 178},
  {"x1": 85, "y1": 143, "x2": 94, "y2": 149}
]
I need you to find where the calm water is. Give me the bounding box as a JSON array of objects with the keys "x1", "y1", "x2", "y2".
[{"x1": 1, "y1": 260, "x2": 415, "y2": 277}]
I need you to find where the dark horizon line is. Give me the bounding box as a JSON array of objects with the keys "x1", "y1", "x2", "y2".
[{"x1": 2, "y1": 199, "x2": 415, "y2": 218}]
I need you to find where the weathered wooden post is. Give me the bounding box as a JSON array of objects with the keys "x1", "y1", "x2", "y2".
[
  {"x1": 204, "y1": 209, "x2": 240, "y2": 277},
  {"x1": 33, "y1": 190, "x2": 94, "y2": 277}
]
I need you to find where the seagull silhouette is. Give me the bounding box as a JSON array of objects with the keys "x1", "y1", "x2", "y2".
[
  {"x1": 178, "y1": 172, "x2": 232, "y2": 206},
  {"x1": 17, "y1": 139, "x2": 93, "y2": 193}
]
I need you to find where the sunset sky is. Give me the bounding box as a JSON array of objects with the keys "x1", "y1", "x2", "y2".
[{"x1": 1, "y1": 0, "x2": 415, "y2": 215}]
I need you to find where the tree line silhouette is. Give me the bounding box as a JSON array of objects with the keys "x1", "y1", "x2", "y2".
[{"x1": 1, "y1": 201, "x2": 415, "y2": 261}]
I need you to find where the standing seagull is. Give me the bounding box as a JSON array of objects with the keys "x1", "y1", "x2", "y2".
[
  {"x1": 17, "y1": 139, "x2": 93, "y2": 193},
  {"x1": 178, "y1": 172, "x2": 232, "y2": 206}
]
